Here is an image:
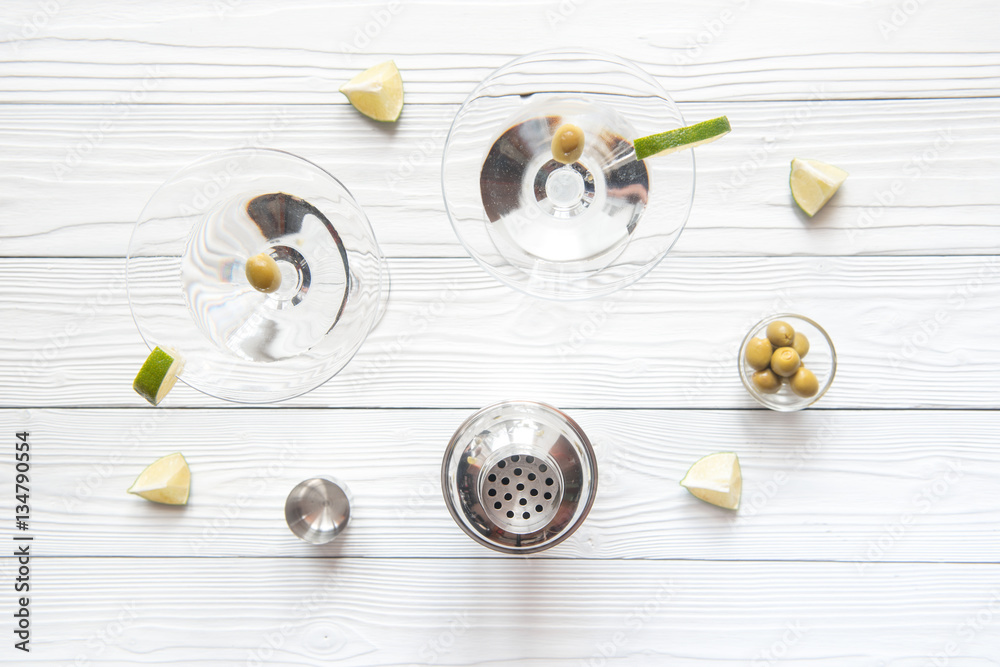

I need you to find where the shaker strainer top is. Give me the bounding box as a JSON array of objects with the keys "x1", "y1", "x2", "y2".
[{"x1": 441, "y1": 400, "x2": 598, "y2": 554}]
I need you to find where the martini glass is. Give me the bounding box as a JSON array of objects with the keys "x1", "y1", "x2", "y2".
[
  {"x1": 126, "y1": 148, "x2": 387, "y2": 403},
  {"x1": 442, "y1": 49, "x2": 695, "y2": 300}
]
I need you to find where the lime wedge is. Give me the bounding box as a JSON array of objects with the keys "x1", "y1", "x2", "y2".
[
  {"x1": 633, "y1": 116, "x2": 731, "y2": 160},
  {"x1": 127, "y1": 452, "x2": 190, "y2": 505},
  {"x1": 679, "y1": 452, "x2": 742, "y2": 510},
  {"x1": 789, "y1": 158, "x2": 848, "y2": 217},
  {"x1": 133, "y1": 346, "x2": 184, "y2": 406},
  {"x1": 339, "y1": 60, "x2": 404, "y2": 122}
]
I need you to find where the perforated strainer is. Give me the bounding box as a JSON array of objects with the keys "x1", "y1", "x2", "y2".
[{"x1": 441, "y1": 401, "x2": 598, "y2": 554}]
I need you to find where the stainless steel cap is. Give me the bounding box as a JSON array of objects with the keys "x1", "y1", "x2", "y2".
[
  {"x1": 441, "y1": 401, "x2": 598, "y2": 554},
  {"x1": 284, "y1": 477, "x2": 351, "y2": 544}
]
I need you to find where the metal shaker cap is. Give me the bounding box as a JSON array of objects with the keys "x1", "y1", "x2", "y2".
[{"x1": 442, "y1": 401, "x2": 598, "y2": 554}]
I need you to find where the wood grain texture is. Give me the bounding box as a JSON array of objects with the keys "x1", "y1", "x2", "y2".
[
  {"x1": 0, "y1": 99, "x2": 997, "y2": 258},
  {"x1": 1, "y1": 407, "x2": 995, "y2": 561},
  {"x1": 4, "y1": 558, "x2": 999, "y2": 665},
  {"x1": 2, "y1": 0, "x2": 999, "y2": 104},
  {"x1": 2, "y1": 256, "x2": 998, "y2": 409},
  {"x1": 2, "y1": 0, "x2": 999, "y2": 664}
]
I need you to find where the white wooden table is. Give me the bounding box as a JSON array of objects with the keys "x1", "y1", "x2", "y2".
[{"x1": 2, "y1": 1, "x2": 999, "y2": 664}]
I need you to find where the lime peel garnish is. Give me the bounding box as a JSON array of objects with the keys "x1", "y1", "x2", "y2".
[{"x1": 634, "y1": 116, "x2": 731, "y2": 160}]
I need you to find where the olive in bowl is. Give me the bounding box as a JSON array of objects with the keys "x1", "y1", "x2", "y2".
[{"x1": 738, "y1": 314, "x2": 835, "y2": 411}]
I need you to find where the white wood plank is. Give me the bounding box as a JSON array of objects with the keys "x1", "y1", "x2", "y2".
[
  {"x1": 2, "y1": 1, "x2": 999, "y2": 665},
  {"x1": 2, "y1": 256, "x2": 998, "y2": 409},
  {"x1": 3, "y1": 408, "x2": 996, "y2": 562},
  {"x1": 4, "y1": 558, "x2": 998, "y2": 665},
  {"x1": 1, "y1": 99, "x2": 997, "y2": 258},
  {"x1": 2, "y1": 0, "x2": 999, "y2": 103}
]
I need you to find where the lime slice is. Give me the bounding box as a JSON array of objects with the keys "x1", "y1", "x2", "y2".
[
  {"x1": 133, "y1": 346, "x2": 184, "y2": 406},
  {"x1": 789, "y1": 158, "x2": 848, "y2": 217},
  {"x1": 679, "y1": 452, "x2": 742, "y2": 510},
  {"x1": 127, "y1": 452, "x2": 190, "y2": 505},
  {"x1": 339, "y1": 60, "x2": 404, "y2": 122},
  {"x1": 633, "y1": 116, "x2": 731, "y2": 160}
]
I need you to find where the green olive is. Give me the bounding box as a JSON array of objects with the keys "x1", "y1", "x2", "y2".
[
  {"x1": 789, "y1": 367, "x2": 819, "y2": 397},
  {"x1": 791, "y1": 332, "x2": 810, "y2": 359},
  {"x1": 551, "y1": 123, "x2": 584, "y2": 164},
  {"x1": 751, "y1": 369, "x2": 782, "y2": 394},
  {"x1": 745, "y1": 337, "x2": 773, "y2": 371},
  {"x1": 770, "y1": 347, "x2": 801, "y2": 377},
  {"x1": 245, "y1": 252, "x2": 282, "y2": 293},
  {"x1": 766, "y1": 320, "x2": 795, "y2": 348}
]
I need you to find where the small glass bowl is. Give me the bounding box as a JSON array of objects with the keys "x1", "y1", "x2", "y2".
[{"x1": 738, "y1": 314, "x2": 836, "y2": 411}]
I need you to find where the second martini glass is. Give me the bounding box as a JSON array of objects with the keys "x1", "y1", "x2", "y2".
[{"x1": 127, "y1": 148, "x2": 387, "y2": 403}]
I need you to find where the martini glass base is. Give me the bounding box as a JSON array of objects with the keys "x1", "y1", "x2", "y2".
[
  {"x1": 479, "y1": 96, "x2": 648, "y2": 273},
  {"x1": 181, "y1": 191, "x2": 350, "y2": 364}
]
